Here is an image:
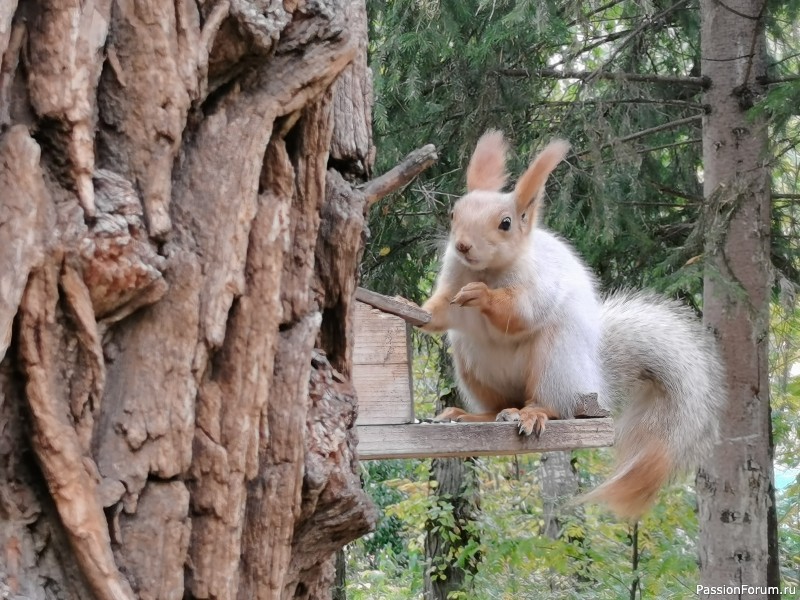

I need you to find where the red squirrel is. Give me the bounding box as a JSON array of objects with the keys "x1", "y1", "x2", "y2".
[{"x1": 418, "y1": 131, "x2": 726, "y2": 518}]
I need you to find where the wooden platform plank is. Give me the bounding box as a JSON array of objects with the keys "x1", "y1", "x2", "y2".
[{"x1": 357, "y1": 418, "x2": 615, "y2": 460}]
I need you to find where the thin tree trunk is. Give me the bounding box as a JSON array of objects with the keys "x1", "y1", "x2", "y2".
[
  {"x1": 423, "y1": 456, "x2": 479, "y2": 600},
  {"x1": 332, "y1": 550, "x2": 347, "y2": 600},
  {"x1": 424, "y1": 349, "x2": 480, "y2": 600},
  {"x1": 0, "y1": 1, "x2": 376, "y2": 598},
  {"x1": 538, "y1": 451, "x2": 579, "y2": 540},
  {"x1": 697, "y1": 0, "x2": 779, "y2": 596},
  {"x1": 538, "y1": 451, "x2": 588, "y2": 592}
]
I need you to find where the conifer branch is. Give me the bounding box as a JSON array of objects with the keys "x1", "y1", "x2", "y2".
[
  {"x1": 565, "y1": 0, "x2": 628, "y2": 27},
  {"x1": 542, "y1": 99, "x2": 707, "y2": 110},
  {"x1": 651, "y1": 183, "x2": 703, "y2": 202},
  {"x1": 638, "y1": 137, "x2": 702, "y2": 153},
  {"x1": 575, "y1": 114, "x2": 703, "y2": 156},
  {"x1": 757, "y1": 74, "x2": 800, "y2": 84},
  {"x1": 498, "y1": 67, "x2": 709, "y2": 88},
  {"x1": 561, "y1": 29, "x2": 634, "y2": 62},
  {"x1": 598, "y1": 0, "x2": 690, "y2": 72}
]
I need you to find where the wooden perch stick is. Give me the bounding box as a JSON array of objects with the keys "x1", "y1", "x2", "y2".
[
  {"x1": 355, "y1": 287, "x2": 431, "y2": 326},
  {"x1": 361, "y1": 144, "x2": 438, "y2": 206}
]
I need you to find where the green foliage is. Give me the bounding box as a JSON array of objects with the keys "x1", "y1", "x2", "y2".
[
  {"x1": 347, "y1": 459, "x2": 430, "y2": 597},
  {"x1": 349, "y1": 451, "x2": 704, "y2": 598},
  {"x1": 366, "y1": 0, "x2": 723, "y2": 301}
]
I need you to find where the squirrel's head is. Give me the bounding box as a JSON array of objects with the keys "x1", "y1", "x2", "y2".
[{"x1": 448, "y1": 130, "x2": 569, "y2": 272}]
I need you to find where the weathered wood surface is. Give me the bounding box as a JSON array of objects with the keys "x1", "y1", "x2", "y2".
[
  {"x1": 573, "y1": 393, "x2": 611, "y2": 418},
  {"x1": 357, "y1": 418, "x2": 615, "y2": 460},
  {"x1": 355, "y1": 287, "x2": 432, "y2": 327},
  {"x1": 353, "y1": 362, "x2": 415, "y2": 426},
  {"x1": 352, "y1": 302, "x2": 414, "y2": 425}
]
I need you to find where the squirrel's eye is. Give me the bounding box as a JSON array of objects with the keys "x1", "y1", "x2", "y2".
[
  {"x1": 499, "y1": 216, "x2": 512, "y2": 231},
  {"x1": 449, "y1": 208, "x2": 455, "y2": 220}
]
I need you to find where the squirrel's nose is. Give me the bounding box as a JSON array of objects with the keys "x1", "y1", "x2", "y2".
[{"x1": 456, "y1": 241, "x2": 472, "y2": 254}]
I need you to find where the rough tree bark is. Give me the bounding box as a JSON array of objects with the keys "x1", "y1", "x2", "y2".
[
  {"x1": 697, "y1": 0, "x2": 779, "y2": 596},
  {"x1": 0, "y1": 1, "x2": 378, "y2": 599}
]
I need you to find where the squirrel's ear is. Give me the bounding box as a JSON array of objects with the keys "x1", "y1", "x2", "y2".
[
  {"x1": 514, "y1": 139, "x2": 570, "y2": 224},
  {"x1": 466, "y1": 130, "x2": 508, "y2": 192}
]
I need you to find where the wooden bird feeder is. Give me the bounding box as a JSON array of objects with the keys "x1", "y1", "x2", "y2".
[{"x1": 352, "y1": 288, "x2": 615, "y2": 460}]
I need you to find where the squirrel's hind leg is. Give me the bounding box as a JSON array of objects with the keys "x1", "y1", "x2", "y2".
[
  {"x1": 433, "y1": 355, "x2": 515, "y2": 423},
  {"x1": 488, "y1": 330, "x2": 562, "y2": 437}
]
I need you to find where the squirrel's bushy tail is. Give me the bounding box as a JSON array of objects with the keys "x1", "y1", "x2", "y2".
[{"x1": 582, "y1": 291, "x2": 727, "y2": 519}]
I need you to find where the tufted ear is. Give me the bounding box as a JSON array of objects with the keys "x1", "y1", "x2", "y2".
[
  {"x1": 514, "y1": 139, "x2": 570, "y2": 225},
  {"x1": 466, "y1": 130, "x2": 509, "y2": 192}
]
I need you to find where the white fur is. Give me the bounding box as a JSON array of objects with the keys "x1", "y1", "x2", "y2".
[{"x1": 599, "y1": 290, "x2": 726, "y2": 472}]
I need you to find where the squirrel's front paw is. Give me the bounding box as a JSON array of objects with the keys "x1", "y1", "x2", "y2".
[
  {"x1": 420, "y1": 296, "x2": 449, "y2": 332},
  {"x1": 451, "y1": 282, "x2": 490, "y2": 308}
]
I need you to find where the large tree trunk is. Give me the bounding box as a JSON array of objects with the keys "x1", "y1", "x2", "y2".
[
  {"x1": 697, "y1": 0, "x2": 779, "y2": 596},
  {"x1": 0, "y1": 1, "x2": 376, "y2": 599}
]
